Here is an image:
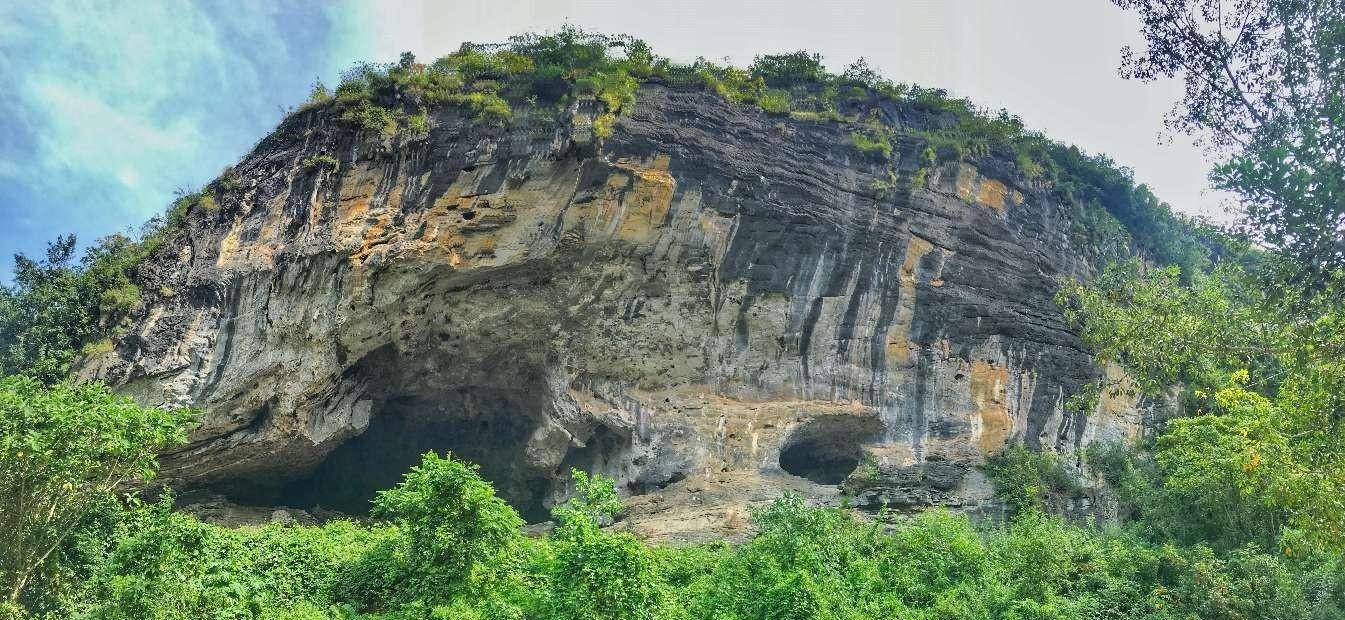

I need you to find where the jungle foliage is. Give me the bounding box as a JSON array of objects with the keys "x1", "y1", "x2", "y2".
[
  {"x1": 1115, "y1": 0, "x2": 1345, "y2": 293},
  {"x1": 5, "y1": 449, "x2": 1343, "y2": 620}
]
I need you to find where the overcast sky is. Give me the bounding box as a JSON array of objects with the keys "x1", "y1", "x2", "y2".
[{"x1": 0, "y1": 0, "x2": 1234, "y2": 279}]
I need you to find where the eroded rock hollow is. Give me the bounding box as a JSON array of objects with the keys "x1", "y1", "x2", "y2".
[{"x1": 81, "y1": 85, "x2": 1150, "y2": 541}]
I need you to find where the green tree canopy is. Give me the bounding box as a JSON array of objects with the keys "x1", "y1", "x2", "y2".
[
  {"x1": 0, "y1": 377, "x2": 193, "y2": 606},
  {"x1": 1059, "y1": 261, "x2": 1345, "y2": 551},
  {"x1": 1114, "y1": 0, "x2": 1345, "y2": 292}
]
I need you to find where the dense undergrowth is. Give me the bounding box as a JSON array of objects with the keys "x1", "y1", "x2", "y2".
[{"x1": 7, "y1": 449, "x2": 1343, "y2": 620}]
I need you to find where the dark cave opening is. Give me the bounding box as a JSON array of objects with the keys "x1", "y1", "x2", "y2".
[
  {"x1": 778, "y1": 415, "x2": 883, "y2": 485},
  {"x1": 278, "y1": 390, "x2": 556, "y2": 523}
]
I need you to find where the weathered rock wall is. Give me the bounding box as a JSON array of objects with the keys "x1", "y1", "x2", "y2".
[{"x1": 80, "y1": 84, "x2": 1149, "y2": 541}]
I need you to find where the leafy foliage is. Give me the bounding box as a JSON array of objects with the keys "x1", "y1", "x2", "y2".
[
  {"x1": 82, "y1": 497, "x2": 386, "y2": 620},
  {"x1": 368, "y1": 452, "x2": 523, "y2": 604},
  {"x1": 983, "y1": 445, "x2": 1085, "y2": 517},
  {"x1": 1114, "y1": 0, "x2": 1345, "y2": 292},
  {"x1": 848, "y1": 130, "x2": 892, "y2": 160},
  {"x1": 0, "y1": 180, "x2": 237, "y2": 385},
  {"x1": 0, "y1": 236, "x2": 148, "y2": 383},
  {"x1": 0, "y1": 378, "x2": 193, "y2": 607},
  {"x1": 1059, "y1": 261, "x2": 1345, "y2": 553},
  {"x1": 8, "y1": 449, "x2": 1338, "y2": 620},
  {"x1": 300, "y1": 155, "x2": 339, "y2": 172}
]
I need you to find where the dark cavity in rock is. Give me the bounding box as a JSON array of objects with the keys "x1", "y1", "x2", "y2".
[{"x1": 778, "y1": 414, "x2": 883, "y2": 485}]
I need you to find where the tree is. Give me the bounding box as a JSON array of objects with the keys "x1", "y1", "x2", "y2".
[
  {"x1": 0, "y1": 377, "x2": 193, "y2": 606},
  {"x1": 546, "y1": 470, "x2": 662, "y2": 620},
  {"x1": 551, "y1": 468, "x2": 623, "y2": 531},
  {"x1": 0, "y1": 234, "x2": 151, "y2": 384},
  {"x1": 369, "y1": 452, "x2": 523, "y2": 600},
  {"x1": 1113, "y1": 0, "x2": 1345, "y2": 292},
  {"x1": 1058, "y1": 261, "x2": 1345, "y2": 551}
]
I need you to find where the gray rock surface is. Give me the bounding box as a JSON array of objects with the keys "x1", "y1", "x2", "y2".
[{"x1": 80, "y1": 85, "x2": 1152, "y2": 541}]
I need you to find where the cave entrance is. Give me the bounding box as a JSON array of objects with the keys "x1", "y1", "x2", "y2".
[
  {"x1": 282, "y1": 389, "x2": 554, "y2": 523},
  {"x1": 778, "y1": 415, "x2": 883, "y2": 485}
]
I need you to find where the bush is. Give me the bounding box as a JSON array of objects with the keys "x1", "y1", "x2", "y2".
[
  {"x1": 983, "y1": 445, "x2": 1084, "y2": 517},
  {"x1": 592, "y1": 112, "x2": 615, "y2": 139},
  {"x1": 758, "y1": 89, "x2": 791, "y2": 115},
  {"x1": 850, "y1": 131, "x2": 892, "y2": 159},
  {"x1": 370, "y1": 452, "x2": 524, "y2": 602},
  {"x1": 448, "y1": 92, "x2": 511, "y2": 123},
  {"x1": 750, "y1": 51, "x2": 826, "y2": 87},
  {"x1": 82, "y1": 498, "x2": 383, "y2": 620},
  {"x1": 546, "y1": 525, "x2": 662, "y2": 620},
  {"x1": 300, "y1": 155, "x2": 339, "y2": 172},
  {"x1": 339, "y1": 102, "x2": 397, "y2": 135},
  {"x1": 1, "y1": 378, "x2": 193, "y2": 609}
]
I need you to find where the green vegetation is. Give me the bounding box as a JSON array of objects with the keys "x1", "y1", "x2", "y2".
[
  {"x1": 0, "y1": 236, "x2": 154, "y2": 384},
  {"x1": 6, "y1": 13, "x2": 1345, "y2": 619},
  {"x1": 0, "y1": 378, "x2": 193, "y2": 610},
  {"x1": 319, "y1": 29, "x2": 646, "y2": 136},
  {"x1": 983, "y1": 445, "x2": 1084, "y2": 516},
  {"x1": 0, "y1": 182, "x2": 234, "y2": 384},
  {"x1": 1059, "y1": 260, "x2": 1345, "y2": 554},
  {"x1": 848, "y1": 130, "x2": 892, "y2": 160},
  {"x1": 6, "y1": 450, "x2": 1342, "y2": 620},
  {"x1": 304, "y1": 28, "x2": 1208, "y2": 273},
  {"x1": 1114, "y1": 0, "x2": 1345, "y2": 293},
  {"x1": 302, "y1": 155, "x2": 340, "y2": 172}
]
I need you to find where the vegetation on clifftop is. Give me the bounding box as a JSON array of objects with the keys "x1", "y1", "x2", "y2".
[{"x1": 312, "y1": 26, "x2": 1212, "y2": 276}]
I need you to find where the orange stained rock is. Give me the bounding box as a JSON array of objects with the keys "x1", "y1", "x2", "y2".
[
  {"x1": 886, "y1": 235, "x2": 935, "y2": 366},
  {"x1": 971, "y1": 360, "x2": 1012, "y2": 454},
  {"x1": 954, "y1": 164, "x2": 1022, "y2": 214}
]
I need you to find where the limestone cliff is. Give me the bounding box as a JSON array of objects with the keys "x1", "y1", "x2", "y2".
[{"x1": 80, "y1": 84, "x2": 1152, "y2": 541}]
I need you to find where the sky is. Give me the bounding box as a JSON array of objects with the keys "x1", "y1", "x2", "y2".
[{"x1": 0, "y1": 0, "x2": 1234, "y2": 281}]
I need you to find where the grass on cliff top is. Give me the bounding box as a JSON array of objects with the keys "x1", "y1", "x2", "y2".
[{"x1": 309, "y1": 26, "x2": 1217, "y2": 278}]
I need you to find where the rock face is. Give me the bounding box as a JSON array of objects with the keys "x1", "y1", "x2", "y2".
[{"x1": 81, "y1": 85, "x2": 1149, "y2": 541}]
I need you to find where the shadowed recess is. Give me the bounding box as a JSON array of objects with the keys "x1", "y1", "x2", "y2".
[{"x1": 778, "y1": 414, "x2": 883, "y2": 485}]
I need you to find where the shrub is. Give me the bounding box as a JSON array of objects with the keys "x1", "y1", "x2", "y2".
[
  {"x1": 405, "y1": 108, "x2": 429, "y2": 135},
  {"x1": 750, "y1": 51, "x2": 826, "y2": 87},
  {"x1": 83, "y1": 498, "x2": 383, "y2": 620},
  {"x1": 370, "y1": 452, "x2": 523, "y2": 600},
  {"x1": 592, "y1": 112, "x2": 615, "y2": 139},
  {"x1": 546, "y1": 525, "x2": 662, "y2": 620},
  {"x1": 301, "y1": 155, "x2": 339, "y2": 172},
  {"x1": 448, "y1": 92, "x2": 512, "y2": 123},
  {"x1": 984, "y1": 445, "x2": 1084, "y2": 517},
  {"x1": 339, "y1": 102, "x2": 397, "y2": 135},
  {"x1": 758, "y1": 89, "x2": 791, "y2": 115},
  {"x1": 850, "y1": 131, "x2": 892, "y2": 159},
  {"x1": 0, "y1": 378, "x2": 194, "y2": 608}
]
